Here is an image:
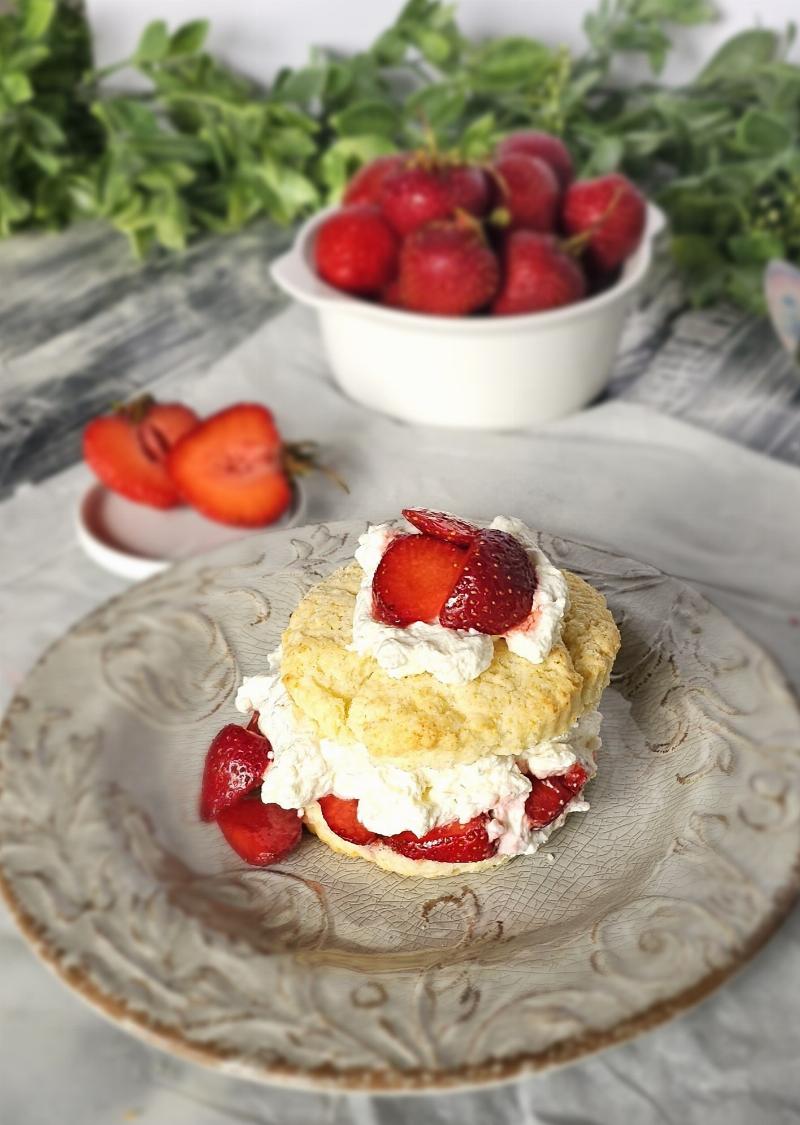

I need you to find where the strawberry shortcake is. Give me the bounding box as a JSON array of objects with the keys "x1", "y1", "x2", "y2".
[{"x1": 199, "y1": 509, "x2": 620, "y2": 877}]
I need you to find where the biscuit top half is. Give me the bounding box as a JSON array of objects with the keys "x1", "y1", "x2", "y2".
[{"x1": 280, "y1": 562, "x2": 619, "y2": 768}]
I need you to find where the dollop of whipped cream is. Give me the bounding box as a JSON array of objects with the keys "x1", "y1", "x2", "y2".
[
  {"x1": 235, "y1": 656, "x2": 601, "y2": 851},
  {"x1": 348, "y1": 515, "x2": 569, "y2": 686}
]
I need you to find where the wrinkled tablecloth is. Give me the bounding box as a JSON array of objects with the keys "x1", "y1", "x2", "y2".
[{"x1": 1, "y1": 306, "x2": 799, "y2": 1125}]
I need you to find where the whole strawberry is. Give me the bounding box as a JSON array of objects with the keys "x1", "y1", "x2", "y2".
[
  {"x1": 495, "y1": 131, "x2": 574, "y2": 190},
  {"x1": 492, "y1": 153, "x2": 559, "y2": 233},
  {"x1": 343, "y1": 154, "x2": 405, "y2": 206},
  {"x1": 379, "y1": 161, "x2": 490, "y2": 236},
  {"x1": 314, "y1": 204, "x2": 399, "y2": 296},
  {"x1": 492, "y1": 231, "x2": 586, "y2": 315},
  {"x1": 562, "y1": 174, "x2": 646, "y2": 272},
  {"x1": 397, "y1": 221, "x2": 500, "y2": 316}
]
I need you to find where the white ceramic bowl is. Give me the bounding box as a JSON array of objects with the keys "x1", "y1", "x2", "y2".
[{"x1": 271, "y1": 203, "x2": 666, "y2": 430}]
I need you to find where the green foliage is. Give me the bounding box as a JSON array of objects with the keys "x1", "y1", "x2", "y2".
[{"x1": 0, "y1": 0, "x2": 799, "y2": 310}]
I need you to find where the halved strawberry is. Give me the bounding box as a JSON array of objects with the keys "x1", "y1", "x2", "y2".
[
  {"x1": 216, "y1": 794, "x2": 303, "y2": 866},
  {"x1": 82, "y1": 396, "x2": 199, "y2": 508},
  {"x1": 402, "y1": 508, "x2": 477, "y2": 545},
  {"x1": 167, "y1": 403, "x2": 292, "y2": 528},
  {"x1": 386, "y1": 815, "x2": 496, "y2": 863},
  {"x1": 199, "y1": 723, "x2": 271, "y2": 821},
  {"x1": 372, "y1": 533, "x2": 468, "y2": 627},
  {"x1": 245, "y1": 710, "x2": 261, "y2": 734},
  {"x1": 525, "y1": 764, "x2": 588, "y2": 830},
  {"x1": 439, "y1": 528, "x2": 536, "y2": 634},
  {"x1": 318, "y1": 794, "x2": 377, "y2": 845}
]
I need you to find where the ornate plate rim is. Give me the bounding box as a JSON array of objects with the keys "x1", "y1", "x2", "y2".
[{"x1": 1, "y1": 523, "x2": 800, "y2": 1093}]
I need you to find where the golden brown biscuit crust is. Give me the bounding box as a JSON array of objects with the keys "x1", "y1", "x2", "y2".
[{"x1": 281, "y1": 562, "x2": 619, "y2": 768}]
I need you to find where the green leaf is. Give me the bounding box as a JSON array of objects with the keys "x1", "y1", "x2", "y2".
[
  {"x1": 582, "y1": 134, "x2": 624, "y2": 174},
  {"x1": 25, "y1": 146, "x2": 61, "y2": 175},
  {"x1": 458, "y1": 112, "x2": 497, "y2": 158},
  {"x1": 318, "y1": 134, "x2": 397, "y2": 199},
  {"x1": 734, "y1": 109, "x2": 792, "y2": 156},
  {"x1": 257, "y1": 159, "x2": 319, "y2": 222},
  {"x1": 22, "y1": 0, "x2": 56, "y2": 40},
  {"x1": 406, "y1": 83, "x2": 466, "y2": 130},
  {"x1": 169, "y1": 20, "x2": 209, "y2": 57},
  {"x1": 2, "y1": 73, "x2": 33, "y2": 104},
  {"x1": 415, "y1": 27, "x2": 453, "y2": 65},
  {"x1": 331, "y1": 99, "x2": 400, "y2": 137},
  {"x1": 698, "y1": 29, "x2": 778, "y2": 83},
  {"x1": 135, "y1": 20, "x2": 170, "y2": 63},
  {"x1": 727, "y1": 230, "x2": 785, "y2": 265},
  {"x1": 470, "y1": 37, "x2": 554, "y2": 90}
]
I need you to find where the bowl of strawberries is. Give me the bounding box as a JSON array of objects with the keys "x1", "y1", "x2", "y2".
[{"x1": 271, "y1": 132, "x2": 665, "y2": 430}]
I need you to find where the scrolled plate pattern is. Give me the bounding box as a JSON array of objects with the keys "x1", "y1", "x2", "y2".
[{"x1": 1, "y1": 521, "x2": 799, "y2": 1091}]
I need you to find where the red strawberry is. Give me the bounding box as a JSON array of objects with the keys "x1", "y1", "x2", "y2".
[
  {"x1": 397, "y1": 221, "x2": 500, "y2": 316},
  {"x1": 386, "y1": 815, "x2": 496, "y2": 863},
  {"x1": 83, "y1": 396, "x2": 199, "y2": 508},
  {"x1": 492, "y1": 153, "x2": 559, "y2": 232},
  {"x1": 440, "y1": 528, "x2": 536, "y2": 634},
  {"x1": 444, "y1": 164, "x2": 492, "y2": 218},
  {"x1": 318, "y1": 794, "x2": 377, "y2": 846},
  {"x1": 562, "y1": 174, "x2": 646, "y2": 271},
  {"x1": 492, "y1": 231, "x2": 586, "y2": 315},
  {"x1": 245, "y1": 710, "x2": 261, "y2": 734},
  {"x1": 314, "y1": 204, "x2": 399, "y2": 296},
  {"x1": 199, "y1": 723, "x2": 271, "y2": 821},
  {"x1": 381, "y1": 277, "x2": 405, "y2": 308},
  {"x1": 402, "y1": 507, "x2": 477, "y2": 545},
  {"x1": 167, "y1": 403, "x2": 292, "y2": 527},
  {"x1": 343, "y1": 154, "x2": 405, "y2": 206},
  {"x1": 525, "y1": 764, "x2": 588, "y2": 830},
  {"x1": 495, "y1": 131, "x2": 574, "y2": 190},
  {"x1": 372, "y1": 533, "x2": 468, "y2": 627},
  {"x1": 379, "y1": 162, "x2": 490, "y2": 236},
  {"x1": 216, "y1": 794, "x2": 302, "y2": 866}
]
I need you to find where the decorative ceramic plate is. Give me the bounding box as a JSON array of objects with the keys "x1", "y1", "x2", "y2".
[{"x1": 1, "y1": 521, "x2": 799, "y2": 1092}]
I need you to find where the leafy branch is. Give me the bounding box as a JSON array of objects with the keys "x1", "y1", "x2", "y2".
[{"x1": 1, "y1": 0, "x2": 799, "y2": 311}]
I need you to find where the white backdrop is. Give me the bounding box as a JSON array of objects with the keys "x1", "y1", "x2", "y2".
[{"x1": 86, "y1": 0, "x2": 799, "y2": 86}]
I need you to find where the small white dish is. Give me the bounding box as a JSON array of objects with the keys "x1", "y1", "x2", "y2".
[
  {"x1": 271, "y1": 203, "x2": 666, "y2": 430},
  {"x1": 75, "y1": 480, "x2": 307, "y2": 581}
]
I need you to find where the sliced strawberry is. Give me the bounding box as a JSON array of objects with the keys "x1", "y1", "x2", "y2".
[
  {"x1": 167, "y1": 403, "x2": 292, "y2": 528},
  {"x1": 83, "y1": 397, "x2": 199, "y2": 509},
  {"x1": 318, "y1": 794, "x2": 377, "y2": 845},
  {"x1": 372, "y1": 533, "x2": 468, "y2": 627},
  {"x1": 216, "y1": 794, "x2": 302, "y2": 866},
  {"x1": 402, "y1": 508, "x2": 477, "y2": 545},
  {"x1": 199, "y1": 723, "x2": 271, "y2": 821},
  {"x1": 245, "y1": 710, "x2": 261, "y2": 734},
  {"x1": 525, "y1": 764, "x2": 588, "y2": 830},
  {"x1": 439, "y1": 528, "x2": 536, "y2": 634},
  {"x1": 386, "y1": 815, "x2": 497, "y2": 863}
]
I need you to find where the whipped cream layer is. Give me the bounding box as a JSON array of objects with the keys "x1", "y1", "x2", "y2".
[
  {"x1": 235, "y1": 655, "x2": 601, "y2": 854},
  {"x1": 349, "y1": 516, "x2": 569, "y2": 686}
]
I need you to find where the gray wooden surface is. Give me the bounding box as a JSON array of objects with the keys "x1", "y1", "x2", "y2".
[{"x1": 1, "y1": 222, "x2": 799, "y2": 503}]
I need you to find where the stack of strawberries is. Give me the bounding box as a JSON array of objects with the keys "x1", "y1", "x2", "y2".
[{"x1": 314, "y1": 130, "x2": 647, "y2": 317}]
